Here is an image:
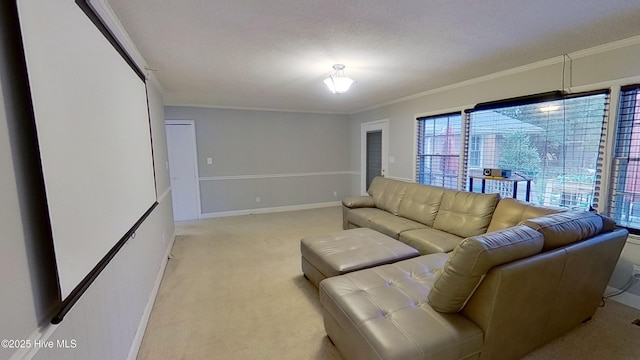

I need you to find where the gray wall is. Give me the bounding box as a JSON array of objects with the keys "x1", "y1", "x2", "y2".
[
  {"x1": 0, "y1": 2, "x2": 175, "y2": 359},
  {"x1": 165, "y1": 106, "x2": 352, "y2": 215},
  {"x1": 348, "y1": 38, "x2": 640, "y2": 304}
]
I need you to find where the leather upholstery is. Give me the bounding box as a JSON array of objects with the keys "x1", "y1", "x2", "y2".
[
  {"x1": 520, "y1": 210, "x2": 604, "y2": 251},
  {"x1": 540, "y1": 230, "x2": 626, "y2": 344},
  {"x1": 342, "y1": 195, "x2": 375, "y2": 208},
  {"x1": 347, "y1": 207, "x2": 426, "y2": 239},
  {"x1": 485, "y1": 197, "x2": 564, "y2": 233},
  {"x1": 398, "y1": 227, "x2": 464, "y2": 254},
  {"x1": 460, "y1": 227, "x2": 628, "y2": 360},
  {"x1": 398, "y1": 183, "x2": 445, "y2": 226},
  {"x1": 460, "y1": 250, "x2": 568, "y2": 360},
  {"x1": 428, "y1": 225, "x2": 543, "y2": 313},
  {"x1": 368, "y1": 176, "x2": 408, "y2": 215},
  {"x1": 432, "y1": 190, "x2": 499, "y2": 238},
  {"x1": 342, "y1": 196, "x2": 375, "y2": 228},
  {"x1": 323, "y1": 198, "x2": 629, "y2": 360},
  {"x1": 320, "y1": 254, "x2": 484, "y2": 360},
  {"x1": 301, "y1": 228, "x2": 419, "y2": 287},
  {"x1": 343, "y1": 177, "x2": 501, "y2": 253}
]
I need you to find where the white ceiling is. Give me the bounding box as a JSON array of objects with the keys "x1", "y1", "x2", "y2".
[{"x1": 106, "y1": 0, "x2": 640, "y2": 114}]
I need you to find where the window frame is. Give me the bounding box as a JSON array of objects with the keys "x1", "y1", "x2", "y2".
[
  {"x1": 464, "y1": 89, "x2": 610, "y2": 209},
  {"x1": 468, "y1": 135, "x2": 483, "y2": 169},
  {"x1": 415, "y1": 112, "x2": 463, "y2": 190},
  {"x1": 608, "y1": 84, "x2": 640, "y2": 232},
  {"x1": 412, "y1": 83, "x2": 640, "y2": 234}
]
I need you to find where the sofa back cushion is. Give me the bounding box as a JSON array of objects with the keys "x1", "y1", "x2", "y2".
[
  {"x1": 398, "y1": 183, "x2": 445, "y2": 226},
  {"x1": 520, "y1": 210, "x2": 606, "y2": 251},
  {"x1": 367, "y1": 176, "x2": 409, "y2": 215},
  {"x1": 366, "y1": 175, "x2": 386, "y2": 196},
  {"x1": 486, "y1": 198, "x2": 564, "y2": 233},
  {"x1": 428, "y1": 225, "x2": 544, "y2": 313},
  {"x1": 433, "y1": 190, "x2": 500, "y2": 238}
]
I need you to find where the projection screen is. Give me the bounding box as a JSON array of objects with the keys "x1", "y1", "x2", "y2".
[{"x1": 17, "y1": 0, "x2": 157, "y2": 302}]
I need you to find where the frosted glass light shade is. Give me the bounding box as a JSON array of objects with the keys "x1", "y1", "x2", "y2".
[{"x1": 324, "y1": 75, "x2": 354, "y2": 94}]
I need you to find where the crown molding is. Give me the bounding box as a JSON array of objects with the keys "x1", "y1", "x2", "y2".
[
  {"x1": 87, "y1": 0, "x2": 163, "y2": 93},
  {"x1": 350, "y1": 56, "x2": 561, "y2": 115},
  {"x1": 352, "y1": 35, "x2": 640, "y2": 115},
  {"x1": 163, "y1": 101, "x2": 350, "y2": 115},
  {"x1": 569, "y1": 34, "x2": 640, "y2": 59}
]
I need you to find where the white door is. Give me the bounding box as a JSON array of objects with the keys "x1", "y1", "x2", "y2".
[
  {"x1": 361, "y1": 120, "x2": 389, "y2": 194},
  {"x1": 166, "y1": 120, "x2": 200, "y2": 221}
]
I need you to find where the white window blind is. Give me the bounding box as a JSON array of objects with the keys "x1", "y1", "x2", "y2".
[
  {"x1": 466, "y1": 91, "x2": 609, "y2": 208},
  {"x1": 610, "y1": 85, "x2": 640, "y2": 229},
  {"x1": 416, "y1": 113, "x2": 462, "y2": 189}
]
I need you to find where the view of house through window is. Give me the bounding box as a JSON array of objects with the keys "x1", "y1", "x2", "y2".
[
  {"x1": 610, "y1": 85, "x2": 640, "y2": 230},
  {"x1": 467, "y1": 92, "x2": 609, "y2": 209},
  {"x1": 416, "y1": 113, "x2": 461, "y2": 189},
  {"x1": 416, "y1": 92, "x2": 610, "y2": 211}
]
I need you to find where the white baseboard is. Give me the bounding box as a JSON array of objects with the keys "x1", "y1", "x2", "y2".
[
  {"x1": 9, "y1": 233, "x2": 177, "y2": 360},
  {"x1": 199, "y1": 201, "x2": 341, "y2": 219},
  {"x1": 126, "y1": 231, "x2": 176, "y2": 360},
  {"x1": 8, "y1": 322, "x2": 58, "y2": 360},
  {"x1": 605, "y1": 286, "x2": 640, "y2": 310}
]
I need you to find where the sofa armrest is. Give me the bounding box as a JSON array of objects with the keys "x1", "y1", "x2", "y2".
[
  {"x1": 342, "y1": 195, "x2": 375, "y2": 209},
  {"x1": 342, "y1": 196, "x2": 375, "y2": 230}
]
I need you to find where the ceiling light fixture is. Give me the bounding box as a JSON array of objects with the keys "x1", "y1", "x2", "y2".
[
  {"x1": 324, "y1": 64, "x2": 354, "y2": 94},
  {"x1": 539, "y1": 104, "x2": 561, "y2": 112}
]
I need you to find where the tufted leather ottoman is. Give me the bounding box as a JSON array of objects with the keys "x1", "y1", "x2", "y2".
[{"x1": 301, "y1": 228, "x2": 420, "y2": 287}]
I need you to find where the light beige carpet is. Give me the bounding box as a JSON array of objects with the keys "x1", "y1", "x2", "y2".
[{"x1": 137, "y1": 206, "x2": 640, "y2": 360}]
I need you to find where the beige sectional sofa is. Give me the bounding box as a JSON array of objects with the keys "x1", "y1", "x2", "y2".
[
  {"x1": 319, "y1": 176, "x2": 628, "y2": 360},
  {"x1": 343, "y1": 176, "x2": 562, "y2": 254}
]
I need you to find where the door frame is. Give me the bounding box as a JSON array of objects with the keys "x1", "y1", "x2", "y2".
[
  {"x1": 165, "y1": 119, "x2": 202, "y2": 220},
  {"x1": 361, "y1": 119, "x2": 389, "y2": 194}
]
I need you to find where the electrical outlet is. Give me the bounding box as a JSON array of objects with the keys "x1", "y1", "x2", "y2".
[
  {"x1": 633, "y1": 264, "x2": 640, "y2": 277},
  {"x1": 255, "y1": 196, "x2": 261, "y2": 203}
]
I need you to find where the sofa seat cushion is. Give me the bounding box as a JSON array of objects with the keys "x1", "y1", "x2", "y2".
[
  {"x1": 347, "y1": 207, "x2": 384, "y2": 228},
  {"x1": 433, "y1": 190, "x2": 500, "y2": 238},
  {"x1": 428, "y1": 225, "x2": 544, "y2": 313},
  {"x1": 348, "y1": 208, "x2": 427, "y2": 239},
  {"x1": 320, "y1": 254, "x2": 483, "y2": 360},
  {"x1": 398, "y1": 228, "x2": 465, "y2": 254}
]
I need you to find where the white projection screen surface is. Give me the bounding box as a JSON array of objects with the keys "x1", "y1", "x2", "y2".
[{"x1": 17, "y1": 0, "x2": 157, "y2": 300}]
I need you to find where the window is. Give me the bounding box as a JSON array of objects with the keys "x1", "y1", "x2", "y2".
[
  {"x1": 610, "y1": 85, "x2": 640, "y2": 230},
  {"x1": 468, "y1": 135, "x2": 483, "y2": 168},
  {"x1": 466, "y1": 91, "x2": 609, "y2": 207},
  {"x1": 416, "y1": 113, "x2": 461, "y2": 189}
]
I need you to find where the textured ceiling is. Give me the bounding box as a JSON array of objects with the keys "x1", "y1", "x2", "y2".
[{"x1": 106, "y1": 0, "x2": 640, "y2": 114}]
